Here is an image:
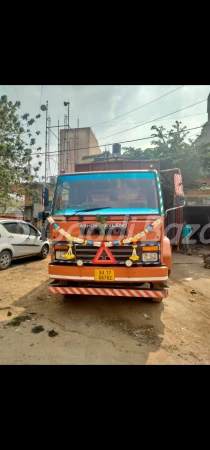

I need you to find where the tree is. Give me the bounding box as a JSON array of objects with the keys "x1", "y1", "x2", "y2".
[
  {"x1": 0, "y1": 95, "x2": 42, "y2": 210},
  {"x1": 150, "y1": 121, "x2": 202, "y2": 189},
  {"x1": 123, "y1": 121, "x2": 206, "y2": 190},
  {"x1": 122, "y1": 147, "x2": 155, "y2": 160}
]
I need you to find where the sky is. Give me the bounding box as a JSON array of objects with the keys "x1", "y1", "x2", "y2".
[{"x1": 1, "y1": 85, "x2": 210, "y2": 179}]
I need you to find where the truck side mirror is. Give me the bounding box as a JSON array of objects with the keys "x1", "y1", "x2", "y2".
[{"x1": 42, "y1": 187, "x2": 49, "y2": 207}]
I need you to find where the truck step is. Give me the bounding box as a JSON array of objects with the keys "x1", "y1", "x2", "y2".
[{"x1": 48, "y1": 286, "x2": 168, "y2": 298}]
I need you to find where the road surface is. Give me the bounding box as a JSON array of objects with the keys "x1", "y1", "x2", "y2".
[{"x1": 0, "y1": 250, "x2": 209, "y2": 364}]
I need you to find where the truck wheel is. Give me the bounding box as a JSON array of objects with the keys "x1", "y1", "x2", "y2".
[
  {"x1": 39, "y1": 244, "x2": 49, "y2": 259},
  {"x1": 0, "y1": 250, "x2": 12, "y2": 270}
]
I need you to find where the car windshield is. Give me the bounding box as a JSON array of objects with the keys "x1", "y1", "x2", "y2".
[{"x1": 52, "y1": 172, "x2": 159, "y2": 215}]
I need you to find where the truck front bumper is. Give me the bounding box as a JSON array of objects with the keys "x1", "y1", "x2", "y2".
[
  {"x1": 49, "y1": 263, "x2": 168, "y2": 283},
  {"x1": 48, "y1": 283, "x2": 168, "y2": 299}
]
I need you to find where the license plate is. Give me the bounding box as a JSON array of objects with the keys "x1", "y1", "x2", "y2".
[{"x1": 94, "y1": 269, "x2": 115, "y2": 282}]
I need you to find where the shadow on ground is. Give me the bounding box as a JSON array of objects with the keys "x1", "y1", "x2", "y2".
[
  {"x1": 2, "y1": 282, "x2": 166, "y2": 365},
  {"x1": 11, "y1": 255, "x2": 45, "y2": 269}
]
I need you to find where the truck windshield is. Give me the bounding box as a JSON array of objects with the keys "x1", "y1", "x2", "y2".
[{"x1": 52, "y1": 172, "x2": 159, "y2": 215}]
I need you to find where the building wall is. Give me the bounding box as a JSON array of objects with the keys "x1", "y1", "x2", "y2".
[
  {"x1": 185, "y1": 188, "x2": 210, "y2": 206},
  {"x1": 196, "y1": 123, "x2": 210, "y2": 146},
  {"x1": 24, "y1": 182, "x2": 55, "y2": 226},
  {"x1": 59, "y1": 127, "x2": 101, "y2": 174},
  {"x1": 88, "y1": 128, "x2": 101, "y2": 158}
]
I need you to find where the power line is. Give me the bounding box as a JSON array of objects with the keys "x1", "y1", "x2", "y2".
[
  {"x1": 51, "y1": 99, "x2": 206, "y2": 149},
  {"x1": 93, "y1": 99, "x2": 207, "y2": 142},
  {"x1": 26, "y1": 123, "x2": 210, "y2": 158},
  {"x1": 188, "y1": 132, "x2": 200, "y2": 139},
  {"x1": 93, "y1": 112, "x2": 207, "y2": 127},
  {"x1": 50, "y1": 156, "x2": 58, "y2": 165},
  {"x1": 91, "y1": 85, "x2": 186, "y2": 127}
]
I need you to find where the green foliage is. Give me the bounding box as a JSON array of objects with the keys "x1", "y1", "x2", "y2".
[
  {"x1": 22, "y1": 113, "x2": 30, "y2": 120},
  {"x1": 123, "y1": 121, "x2": 210, "y2": 190},
  {"x1": 27, "y1": 119, "x2": 35, "y2": 126},
  {"x1": 122, "y1": 147, "x2": 155, "y2": 160},
  {"x1": 0, "y1": 95, "x2": 41, "y2": 208}
]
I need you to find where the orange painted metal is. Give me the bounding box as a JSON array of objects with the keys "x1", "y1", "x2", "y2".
[
  {"x1": 141, "y1": 246, "x2": 159, "y2": 251},
  {"x1": 51, "y1": 216, "x2": 162, "y2": 242},
  {"x1": 49, "y1": 285, "x2": 168, "y2": 298},
  {"x1": 54, "y1": 245, "x2": 69, "y2": 250},
  {"x1": 48, "y1": 163, "x2": 172, "y2": 294},
  {"x1": 49, "y1": 263, "x2": 168, "y2": 282}
]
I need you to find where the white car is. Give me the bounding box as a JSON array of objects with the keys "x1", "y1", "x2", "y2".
[{"x1": 0, "y1": 219, "x2": 49, "y2": 270}]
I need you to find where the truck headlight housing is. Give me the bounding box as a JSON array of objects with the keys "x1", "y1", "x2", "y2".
[
  {"x1": 55, "y1": 250, "x2": 67, "y2": 260},
  {"x1": 142, "y1": 252, "x2": 158, "y2": 262}
]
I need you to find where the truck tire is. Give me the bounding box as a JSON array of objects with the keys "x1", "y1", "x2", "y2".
[{"x1": 0, "y1": 250, "x2": 12, "y2": 270}]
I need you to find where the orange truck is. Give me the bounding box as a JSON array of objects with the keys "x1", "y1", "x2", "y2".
[{"x1": 48, "y1": 154, "x2": 184, "y2": 302}]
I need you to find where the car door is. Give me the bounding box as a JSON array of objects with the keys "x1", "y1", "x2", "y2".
[
  {"x1": 0, "y1": 223, "x2": 8, "y2": 245},
  {"x1": 1, "y1": 221, "x2": 28, "y2": 257},
  {"x1": 19, "y1": 222, "x2": 42, "y2": 255}
]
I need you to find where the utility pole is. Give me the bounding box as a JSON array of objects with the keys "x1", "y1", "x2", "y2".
[
  {"x1": 64, "y1": 114, "x2": 68, "y2": 172},
  {"x1": 45, "y1": 101, "x2": 48, "y2": 185},
  {"x1": 40, "y1": 101, "x2": 48, "y2": 211},
  {"x1": 63, "y1": 102, "x2": 70, "y2": 172},
  {"x1": 58, "y1": 119, "x2": 60, "y2": 174},
  {"x1": 40, "y1": 102, "x2": 71, "y2": 177},
  {"x1": 47, "y1": 116, "x2": 51, "y2": 179},
  {"x1": 40, "y1": 101, "x2": 48, "y2": 186}
]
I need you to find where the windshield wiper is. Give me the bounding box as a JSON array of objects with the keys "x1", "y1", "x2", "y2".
[{"x1": 71, "y1": 207, "x2": 111, "y2": 217}]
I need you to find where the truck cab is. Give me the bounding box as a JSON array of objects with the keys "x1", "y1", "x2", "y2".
[{"x1": 48, "y1": 161, "x2": 183, "y2": 302}]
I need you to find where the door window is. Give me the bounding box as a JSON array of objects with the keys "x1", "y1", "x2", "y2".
[
  {"x1": 2, "y1": 222, "x2": 22, "y2": 234},
  {"x1": 19, "y1": 223, "x2": 37, "y2": 236}
]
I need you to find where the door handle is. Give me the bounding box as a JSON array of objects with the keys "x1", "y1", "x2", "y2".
[{"x1": 9, "y1": 235, "x2": 14, "y2": 238}]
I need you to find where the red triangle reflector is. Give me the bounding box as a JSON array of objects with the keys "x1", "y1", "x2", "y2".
[{"x1": 92, "y1": 242, "x2": 117, "y2": 265}]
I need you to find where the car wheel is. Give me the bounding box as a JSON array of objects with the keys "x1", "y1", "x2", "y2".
[
  {"x1": 39, "y1": 244, "x2": 49, "y2": 260},
  {"x1": 0, "y1": 250, "x2": 12, "y2": 270}
]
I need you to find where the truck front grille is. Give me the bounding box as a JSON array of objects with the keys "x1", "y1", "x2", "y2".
[{"x1": 75, "y1": 244, "x2": 141, "y2": 263}]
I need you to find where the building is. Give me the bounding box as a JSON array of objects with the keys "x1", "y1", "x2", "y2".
[
  {"x1": 24, "y1": 180, "x2": 56, "y2": 228},
  {"x1": 183, "y1": 94, "x2": 210, "y2": 240},
  {"x1": 195, "y1": 94, "x2": 210, "y2": 146},
  {"x1": 58, "y1": 127, "x2": 101, "y2": 174}
]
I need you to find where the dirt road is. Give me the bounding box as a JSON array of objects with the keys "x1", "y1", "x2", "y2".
[{"x1": 0, "y1": 252, "x2": 210, "y2": 364}]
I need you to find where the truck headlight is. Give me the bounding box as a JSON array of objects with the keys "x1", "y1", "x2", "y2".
[
  {"x1": 55, "y1": 251, "x2": 67, "y2": 260},
  {"x1": 142, "y1": 252, "x2": 158, "y2": 262}
]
